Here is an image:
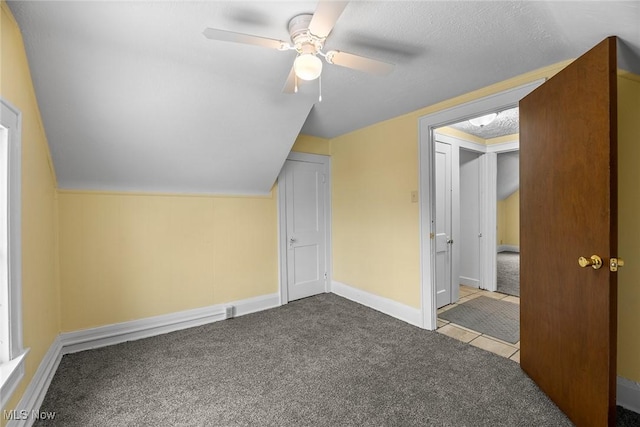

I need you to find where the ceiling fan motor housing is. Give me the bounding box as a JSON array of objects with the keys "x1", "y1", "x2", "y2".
[{"x1": 288, "y1": 14, "x2": 323, "y2": 54}]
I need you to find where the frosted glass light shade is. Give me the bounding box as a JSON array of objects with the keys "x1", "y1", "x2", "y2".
[
  {"x1": 469, "y1": 113, "x2": 498, "y2": 127},
  {"x1": 294, "y1": 54, "x2": 323, "y2": 81}
]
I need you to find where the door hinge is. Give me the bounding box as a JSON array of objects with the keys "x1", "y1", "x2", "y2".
[
  {"x1": 321, "y1": 174, "x2": 326, "y2": 184},
  {"x1": 324, "y1": 272, "x2": 328, "y2": 279}
]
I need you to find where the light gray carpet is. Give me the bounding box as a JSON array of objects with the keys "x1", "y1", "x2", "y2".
[
  {"x1": 438, "y1": 296, "x2": 519, "y2": 344},
  {"x1": 35, "y1": 294, "x2": 574, "y2": 426},
  {"x1": 497, "y1": 251, "x2": 520, "y2": 297}
]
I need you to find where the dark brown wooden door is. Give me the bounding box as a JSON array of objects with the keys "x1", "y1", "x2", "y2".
[{"x1": 520, "y1": 37, "x2": 618, "y2": 427}]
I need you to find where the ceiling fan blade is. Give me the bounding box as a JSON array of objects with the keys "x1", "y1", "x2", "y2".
[
  {"x1": 308, "y1": 1, "x2": 349, "y2": 38},
  {"x1": 282, "y1": 66, "x2": 297, "y2": 94},
  {"x1": 326, "y1": 50, "x2": 395, "y2": 76},
  {"x1": 203, "y1": 28, "x2": 287, "y2": 50}
]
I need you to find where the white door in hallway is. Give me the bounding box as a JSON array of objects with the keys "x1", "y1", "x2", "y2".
[
  {"x1": 459, "y1": 149, "x2": 482, "y2": 289},
  {"x1": 282, "y1": 158, "x2": 328, "y2": 301},
  {"x1": 435, "y1": 141, "x2": 453, "y2": 308}
]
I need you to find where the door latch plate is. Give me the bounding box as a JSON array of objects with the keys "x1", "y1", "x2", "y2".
[{"x1": 610, "y1": 257, "x2": 625, "y2": 272}]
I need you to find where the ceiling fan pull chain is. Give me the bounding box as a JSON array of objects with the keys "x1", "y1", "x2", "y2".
[
  {"x1": 318, "y1": 74, "x2": 322, "y2": 103},
  {"x1": 294, "y1": 73, "x2": 299, "y2": 93}
]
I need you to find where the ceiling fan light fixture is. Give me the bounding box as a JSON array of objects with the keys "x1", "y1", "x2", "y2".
[
  {"x1": 294, "y1": 53, "x2": 323, "y2": 81},
  {"x1": 469, "y1": 113, "x2": 498, "y2": 127}
]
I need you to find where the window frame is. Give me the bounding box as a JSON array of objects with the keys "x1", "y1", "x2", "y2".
[{"x1": 0, "y1": 97, "x2": 26, "y2": 410}]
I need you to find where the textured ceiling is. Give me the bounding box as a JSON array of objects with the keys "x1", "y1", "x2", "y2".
[
  {"x1": 7, "y1": 1, "x2": 640, "y2": 194},
  {"x1": 450, "y1": 107, "x2": 519, "y2": 139}
]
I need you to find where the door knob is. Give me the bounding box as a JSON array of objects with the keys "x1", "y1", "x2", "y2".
[{"x1": 578, "y1": 255, "x2": 603, "y2": 270}]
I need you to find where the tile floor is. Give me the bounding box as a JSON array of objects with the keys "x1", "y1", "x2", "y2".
[{"x1": 437, "y1": 285, "x2": 521, "y2": 363}]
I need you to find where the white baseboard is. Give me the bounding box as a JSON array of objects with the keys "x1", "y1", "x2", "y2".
[
  {"x1": 6, "y1": 338, "x2": 62, "y2": 427},
  {"x1": 60, "y1": 292, "x2": 279, "y2": 355},
  {"x1": 60, "y1": 307, "x2": 225, "y2": 355},
  {"x1": 7, "y1": 293, "x2": 279, "y2": 426},
  {"x1": 459, "y1": 276, "x2": 480, "y2": 288},
  {"x1": 233, "y1": 293, "x2": 280, "y2": 317},
  {"x1": 618, "y1": 376, "x2": 640, "y2": 413},
  {"x1": 331, "y1": 280, "x2": 421, "y2": 328},
  {"x1": 497, "y1": 245, "x2": 520, "y2": 253}
]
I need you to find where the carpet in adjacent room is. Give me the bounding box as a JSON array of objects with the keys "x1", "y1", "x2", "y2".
[{"x1": 497, "y1": 251, "x2": 520, "y2": 297}]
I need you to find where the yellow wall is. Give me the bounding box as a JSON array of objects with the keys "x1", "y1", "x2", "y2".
[
  {"x1": 497, "y1": 190, "x2": 520, "y2": 247},
  {"x1": 617, "y1": 73, "x2": 640, "y2": 382},
  {"x1": 436, "y1": 127, "x2": 519, "y2": 147},
  {"x1": 331, "y1": 114, "x2": 421, "y2": 307},
  {"x1": 1, "y1": 2, "x2": 60, "y2": 421},
  {"x1": 291, "y1": 134, "x2": 331, "y2": 155},
  {"x1": 436, "y1": 126, "x2": 486, "y2": 145},
  {"x1": 486, "y1": 133, "x2": 519, "y2": 145},
  {"x1": 57, "y1": 191, "x2": 278, "y2": 331}
]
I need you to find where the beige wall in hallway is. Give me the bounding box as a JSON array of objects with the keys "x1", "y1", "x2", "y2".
[{"x1": 497, "y1": 190, "x2": 520, "y2": 247}]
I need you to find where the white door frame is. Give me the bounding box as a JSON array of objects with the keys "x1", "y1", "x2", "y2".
[
  {"x1": 277, "y1": 151, "x2": 332, "y2": 305},
  {"x1": 418, "y1": 80, "x2": 543, "y2": 330}
]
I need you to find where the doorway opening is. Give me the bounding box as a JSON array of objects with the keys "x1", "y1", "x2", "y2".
[
  {"x1": 433, "y1": 108, "x2": 521, "y2": 362},
  {"x1": 496, "y1": 150, "x2": 520, "y2": 297},
  {"x1": 418, "y1": 81, "x2": 542, "y2": 332}
]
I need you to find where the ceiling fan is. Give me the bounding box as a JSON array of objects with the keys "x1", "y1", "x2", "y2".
[{"x1": 203, "y1": 1, "x2": 394, "y2": 98}]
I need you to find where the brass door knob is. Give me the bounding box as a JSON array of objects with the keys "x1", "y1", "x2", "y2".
[{"x1": 578, "y1": 255, "x2": 603, "y2": 270}]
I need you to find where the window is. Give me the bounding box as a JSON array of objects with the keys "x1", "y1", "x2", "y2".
[
  {"x1": 0, "y1": 125, "x2": 9, "y2": 363},
  {"x1": 0, "y1": 98, "x2": 26, "y2": 409}
]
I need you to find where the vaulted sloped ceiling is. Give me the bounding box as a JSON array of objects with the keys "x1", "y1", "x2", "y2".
[
  {"x1": 497, "y1": 151, "x2": 520, "y2": 201},
  {"x1": 8, "y1": 1, "x2": 640, "y2": 195}
]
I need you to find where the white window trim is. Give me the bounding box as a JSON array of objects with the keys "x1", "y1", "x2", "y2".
[{"x1": 0, "y1": 98, "x2": 27, "y2": 410}]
